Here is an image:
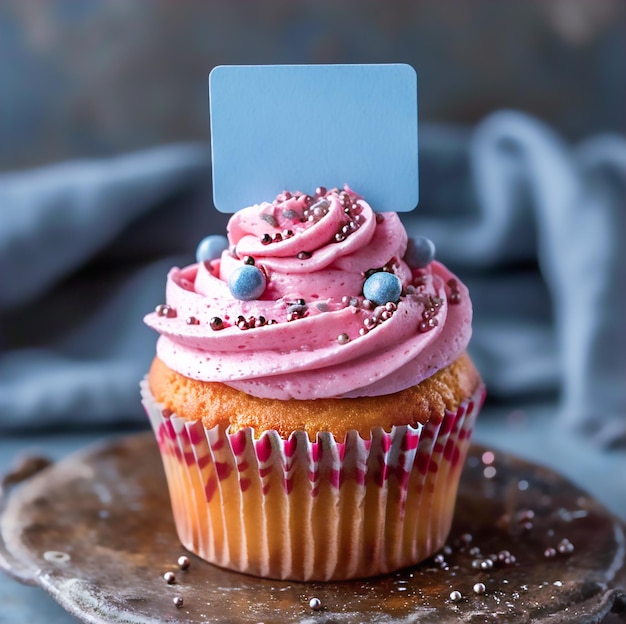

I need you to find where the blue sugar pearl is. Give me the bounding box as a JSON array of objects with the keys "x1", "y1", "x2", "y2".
[
  {"x1": 363, "y1": 272, "x2": 402, "y2": 306},
  {"x1": 196, "y1": 235, "x2": 228, "y2": 263},
  {"x1": 228, "y1": 265, "x2": 266, "y2": 301},
  {"x1": 405, "y1": 236, "x2": 436, "y2": 268}
]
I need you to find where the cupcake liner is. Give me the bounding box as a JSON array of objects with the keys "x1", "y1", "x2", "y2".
[{"x1": 141, "y1": 379, "x2": 485, "y2": 581}]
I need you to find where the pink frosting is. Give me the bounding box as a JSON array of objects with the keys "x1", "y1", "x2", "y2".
[{"x1": 144, "y1": 188, "x2": 472, "y2": 400}]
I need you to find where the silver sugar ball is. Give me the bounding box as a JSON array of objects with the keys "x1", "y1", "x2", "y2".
[
  {"x1": 449, "y1": 590, "x2": 462, "y2": 603},
  {"x1": 177, "y1": 555, "x2": 190, "y2": 570},
  {"x1": 173, "y1": 596, "x2": 184, "y2": 608},
  {"x1": 337, "y1": 333, "x2": 350, "y2": 345},
  {"x1": 473, "y1": 582, "x2": 486, "y2": 595},
  {"x1": 163, "y1": 571, "x2": 176, "y2": 584},
  {"x1": 309, "y1": 597, "x2": 322, "y2": 611}
]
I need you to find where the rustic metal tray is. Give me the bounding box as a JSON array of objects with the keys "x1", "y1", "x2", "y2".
[{"x1": 1, "y1": 432, "x2": 624, "y2": 623}]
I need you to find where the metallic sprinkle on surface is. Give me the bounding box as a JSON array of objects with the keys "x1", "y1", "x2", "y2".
[
  {"x1": 473, "y1": 582, "x2": 486, "y2": 595},
  {"x1": 309, "y1": 597, "x2": 322, "y2": 611}
]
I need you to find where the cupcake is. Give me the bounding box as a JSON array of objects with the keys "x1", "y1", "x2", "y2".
[{"x1": 142, "y1": 187, "x2": 484, "y2": 581}]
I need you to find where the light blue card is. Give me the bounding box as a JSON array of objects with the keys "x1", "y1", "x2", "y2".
[{"x1": 209, "y1": 64, "x2": 418, "y2": 213}]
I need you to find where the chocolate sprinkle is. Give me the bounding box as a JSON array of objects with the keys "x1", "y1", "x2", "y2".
[
  {"x1": 209, "y1": 317, "x2": 224, "y2": 331},
  {"x1": 418, "y1": 317, "x2": 439, "y2": 333},
  {"x1": 286, "y1": 303, "x2": 307, "y2": 322},
  {"x1": 155, "y1": 304, "x2": 177, "y2": 318},
  {"x1": 449, "y1": 291, "x2": 461, "y2": 304}
]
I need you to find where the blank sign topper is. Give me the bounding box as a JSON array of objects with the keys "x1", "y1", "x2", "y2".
[{"x1": 209, "y1": 64, "x2": 418, "y2": 213}]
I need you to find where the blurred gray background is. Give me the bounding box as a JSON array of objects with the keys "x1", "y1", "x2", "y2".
[{"x1": 1, "y1": 0, "x2": 624, "y2": 170}]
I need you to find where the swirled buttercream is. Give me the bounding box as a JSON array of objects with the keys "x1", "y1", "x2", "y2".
[{"x1": 144, "y1": 188, "x2": 472, "y2": 400}]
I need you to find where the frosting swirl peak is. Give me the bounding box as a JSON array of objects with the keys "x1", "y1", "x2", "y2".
[{"x1": 145, "y1": 188, "x2": 472, "y2": 400}]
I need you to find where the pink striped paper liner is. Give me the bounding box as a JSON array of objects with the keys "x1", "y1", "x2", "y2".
[{"x1": 141, "y1": 379, "x2": 485, "y2": 581}]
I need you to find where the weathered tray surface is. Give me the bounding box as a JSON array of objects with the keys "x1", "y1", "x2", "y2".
[{"x1": 0, "y1": 433, "x2": 624, "y2": 624}]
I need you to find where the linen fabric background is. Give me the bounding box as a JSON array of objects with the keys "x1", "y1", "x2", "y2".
[{"x1": 0, "y1": 1, "x2": 624, "y2": 448}]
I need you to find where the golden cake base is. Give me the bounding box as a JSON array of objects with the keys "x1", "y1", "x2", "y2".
[{"x1": 1, "y1": 432, "x2": 624, "y2": 623}]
